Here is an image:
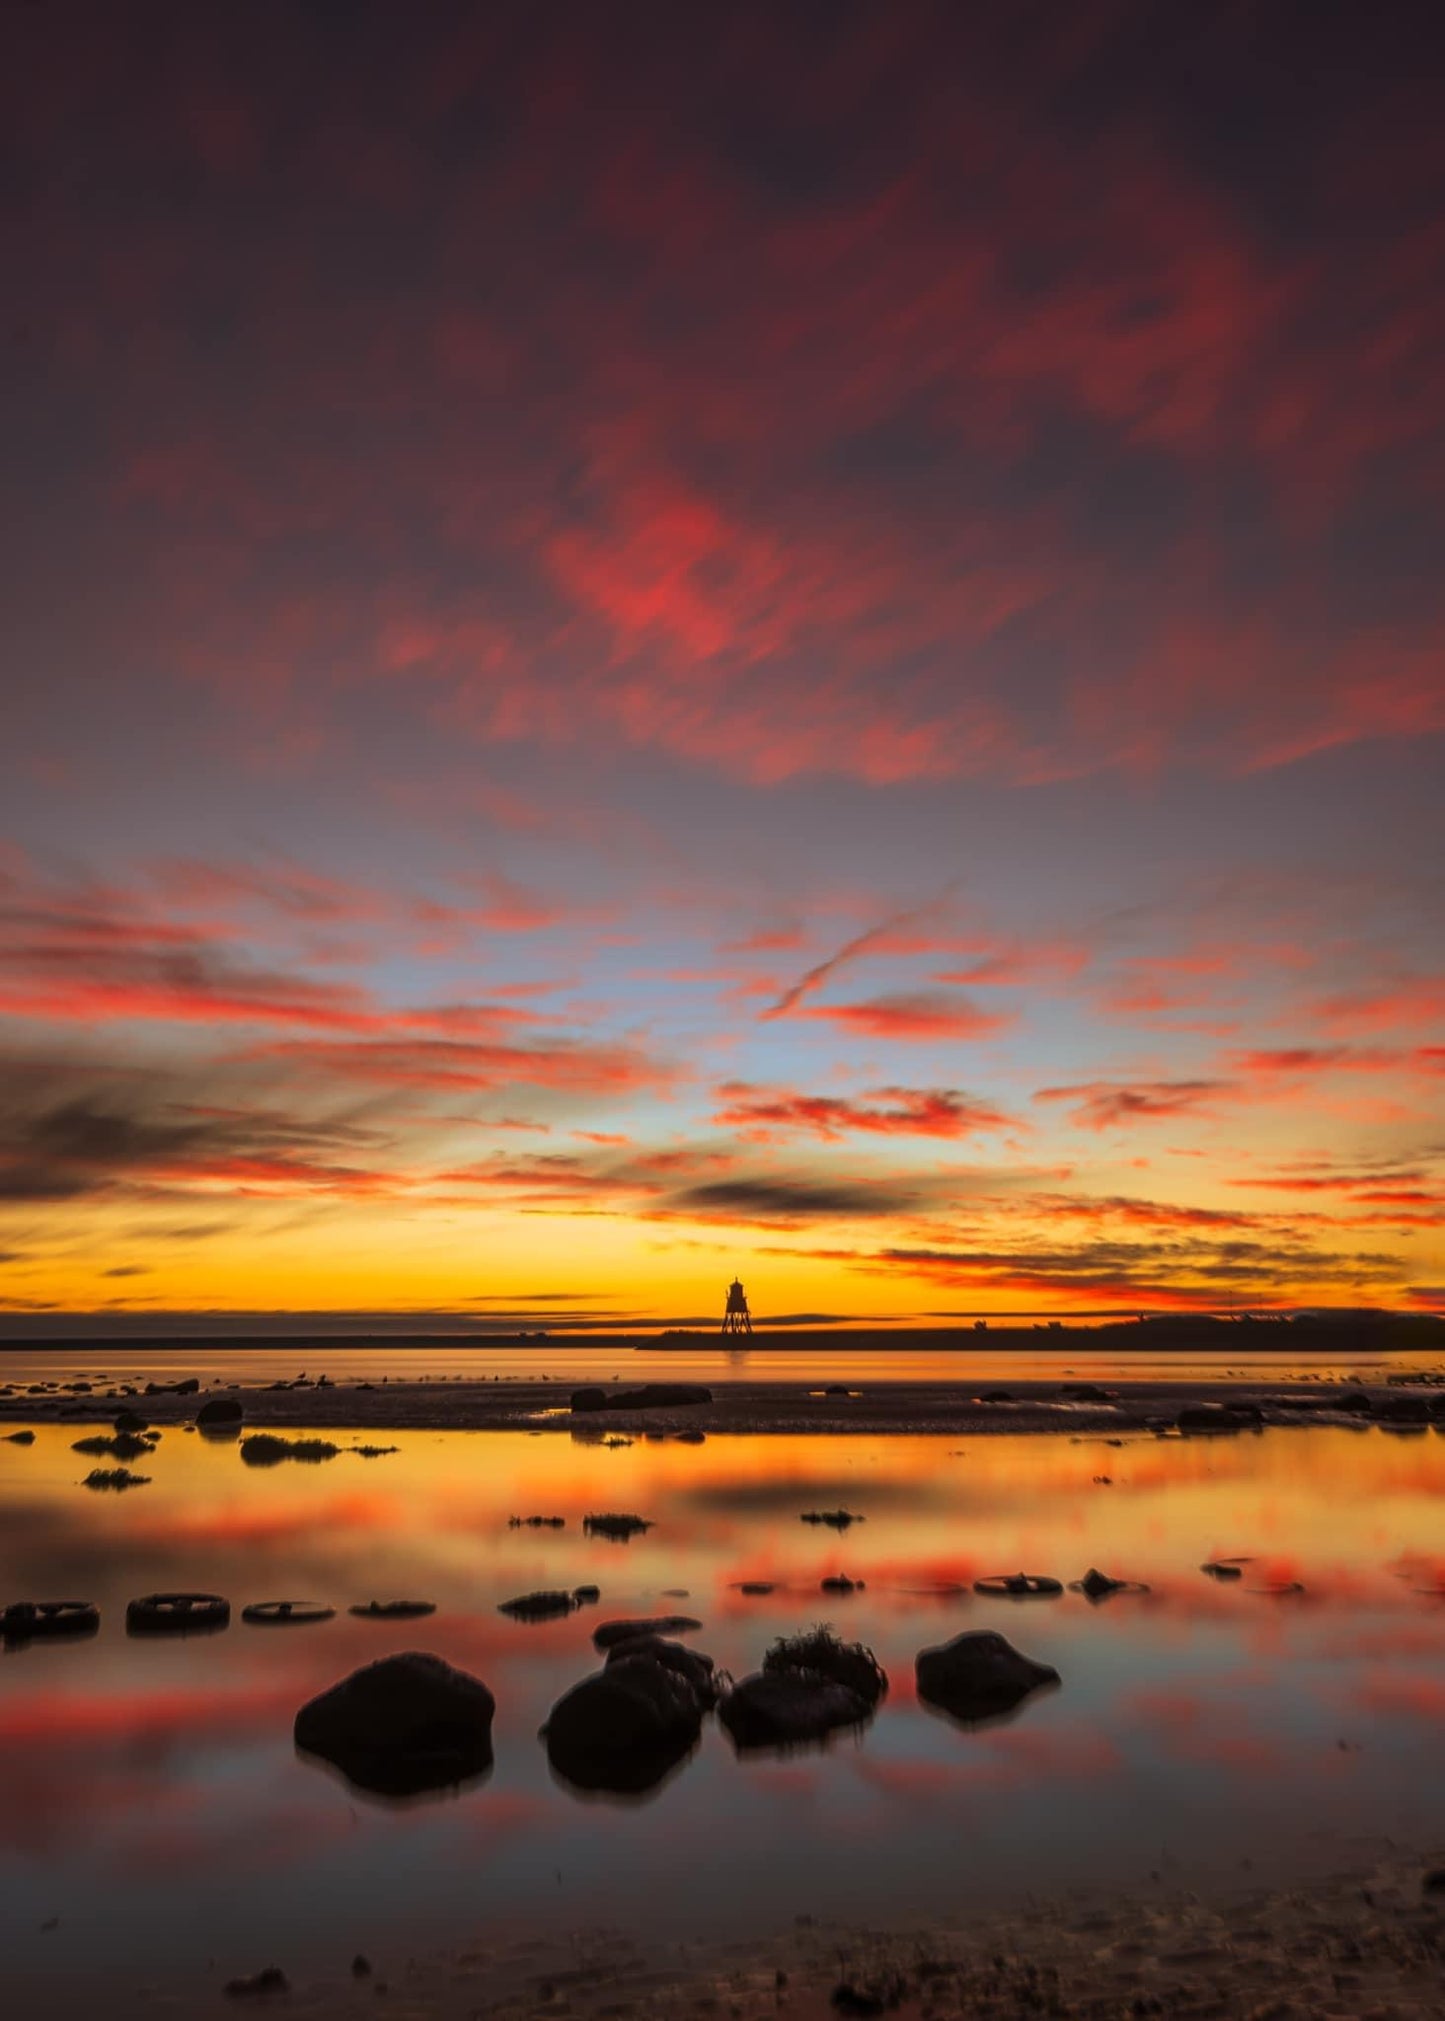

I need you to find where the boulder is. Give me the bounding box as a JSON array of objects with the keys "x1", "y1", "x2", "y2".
[
  {"x1": 915, "y1": 1630, "x2": 1059, "y2": 1723},
  {"x1": 295, "y1": 1652, "x2": 495, "y2": 1797},
  {"x1": 113, "y1": 1409, "x2": 149, "y2": 1433},
  {"x1": 2, "y1": 1430, "x2": 35, "y2": 1445},
  {"x1": 198, "y1": 1397, "x2": 244, "y2": 1427},
  {"x1": 720, "y1": 1668, "x2": 872, "y2": 1749},
  {"x1": 1336, "y1": 1389, "x2": 1373, "y2": 1412},
  {"x1": 604, "y1": 1634, "x2": 719, "y2": 1705},
  {"x1": 544, "y1": 1652, "x2": 704, "y2": 1794},
  {"x1": 593, "y1": 1614, "x2": 701, "y2": 1649},
  {"x1": 570, "y1": 1383, "x2": 713, "y2": 1413}
]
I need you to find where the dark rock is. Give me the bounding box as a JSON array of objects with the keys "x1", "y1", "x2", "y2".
[
  {"x1": 820, "y1": 1574, "x2": 864, "y2": 1593},
  {"x1": 348, "y1": 1600, "x2": 435, "y2": 1620},
  {"x1": 979, "y1": 1389, "x2": 1015, "y2": 1403},
  {"x1": 737, "y1": 1581, "x2": 775, "y2": 1595},
  {"x1": 1, "y1": 1600, "x2": 100, "y2": 1641},
  {"x1": 1176, "y1": 1402, "x2": 1262, "y2": 1434},
  {"x1": 674, "y1": 1428, "x2": 707, "y2": 1444},
  {"x1": 823, "y1": 1384, "x2": 852, "y2": 1396},
  {"x1": 242, "y1": 1600, "x2": 335, "y2": 1626},
  {"x1": 973, "y1": 1572, "x2": 1063, "y2": 1598},
  {"x1": 593, "y1": 1614, "x2": 701, "y2": 1649},
  {"x1": 763, "y1": 1628, "x2": 886, "y2": 1706},
  {"x1": 1201, "y1": 1560, "x2": 1246, "y2": 1580},
  {"x1": 225, "y1": 1967, "x2": 289, "y2": 1998},
  {"x1": 1423, "y1": 1869, "x2": 1445, "y2": 1893},
  {"x1": 604, "y1": 1634, "x2": 719, "y2": 1705},
  {"x1": 720, "y1": 1668, "x2": 872, "y2": 1749},
  {"x1": 295, "y1": 1651, "x2": 495, "y2": 1797},
  {"x1": 198, "y1": 1397, "x2": 244, "y2": 1427},
  {"x1": 509, "y1": 1514, "x2": 566, "y2": 1528},
  {"x1": 801, "y1": 1509, "x2": 864, "y2": 1528},
  {"x1": 1062, "y1": 1384, "x2": 1115, "y2": 1404},
  {"x1": 544, "y1": 1652, "x2": 703, "y2": 1793},
  {"x1": 915, "y1": 1629, "x2": 1060, "y2": 1722},
  {"x1": 498, "y1": 1590, "x2": 577, "y2": 1622},
  {"x1": 352, "y1": 1955, "x2": 372, "y2": 1977},
  {"x1": 113, "y1": 1410, "x2": 148, "y2": 1433},
  {"x1": 144, "y1": 1378, "x2": 200, "y2": 1397},
  {"x1": 1373, "y1": 1394, "x2": 1431, "y2": 1423},
  {"x1": 570, "y1": 1383, "x2": 712, "y2": 1412},
  {"x1": 127, "y1": 1592, "x2": 230, "y2": 1634},
  {"x1": 572, "y1": 1584, "x2": 601, "y2": 1603},
  {"x1": 1072, "y1": 1567, "x2": 1148, "y2": 1600},
  {"x1": 3, "y1": 1430, "x2": 36, "y2": 1445}
]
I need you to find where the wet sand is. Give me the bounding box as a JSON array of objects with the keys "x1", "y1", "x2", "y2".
[
  {"x1": 108, "y1": 1847, "x2": 1445, "y2": 2018},
  {"x1": 0, "y1": 1370, "x2": 1432, "y2": 1436}
]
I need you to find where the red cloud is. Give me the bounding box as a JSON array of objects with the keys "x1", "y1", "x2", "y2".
[
  {"x1": 1033, "y1": 1079, "x2": 1228, "y2": 1130},
  {"x1": 798, "y1": 994, "x2": 1015, "y2": 1041},
  {"x1": 711, "y1": 1082, "x2": 1011, "y2": 1142}
]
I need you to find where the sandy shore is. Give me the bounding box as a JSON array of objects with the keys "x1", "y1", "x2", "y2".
[
  {"x1": 96, "y1": 1847, "x2": 1445, "y2": 2018},
  {"x1": 0, "y1": 1371, "x2": 1429, "y2": 1437}
]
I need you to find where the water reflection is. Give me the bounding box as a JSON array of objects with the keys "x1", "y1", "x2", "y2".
[{"x1": 5, "y1": 1420, "x2": 1445, "y2": 2002}]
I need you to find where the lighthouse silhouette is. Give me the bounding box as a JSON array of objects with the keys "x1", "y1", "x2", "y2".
[{"x1": 721, "y1": 1275, "x2": 753, "y2": 1336}]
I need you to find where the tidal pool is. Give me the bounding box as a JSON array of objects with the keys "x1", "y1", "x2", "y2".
[{"x1": 4, "y1": 1419, "x2": 1445, "y2": 2011}]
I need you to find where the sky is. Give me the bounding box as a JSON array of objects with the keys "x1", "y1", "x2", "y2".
[{"x1": 2, "y1": 0, "x2": 1442, "y2": 1329}]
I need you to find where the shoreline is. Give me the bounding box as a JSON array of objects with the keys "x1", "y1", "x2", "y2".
[
  {"x1": 2, "y1": 1370, "x2": 1441, "y2": 1436},
  {"x1": 60, "y1": 1844, "x2": 1445, "y2": 2018}
]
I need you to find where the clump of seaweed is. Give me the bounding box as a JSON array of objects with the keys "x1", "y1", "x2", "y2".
[
  {"x1": 583, "y1": 1512, "x2": 653, "y2": 1541},
  {"x1": 83, "y1": 1467, "x2": 152, "y2": 1491},
  {"x1": 762, "y1": 1625, "x2": 888, "y2": 1705}
]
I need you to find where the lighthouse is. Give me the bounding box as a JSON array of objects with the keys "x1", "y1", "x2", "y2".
[{"x1": 721, "y1": 1276, "x2": 753, "y2": 1336}]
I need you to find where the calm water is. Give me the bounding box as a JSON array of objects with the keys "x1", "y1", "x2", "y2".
[{"x1": 6, "y1": 1416, "x2": 1445, "y2": 2010}]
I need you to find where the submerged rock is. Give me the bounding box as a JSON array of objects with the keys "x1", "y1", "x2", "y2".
[
  {"x1": 295, "y1": 1651, "x2": 495, "y2": 1797},
  {"x1": 1071, "y1": 1567, "x2": 1149, "y2": 1600},
  {"x1": 3, "y1": 1430, "x2": 36, "y2": 1445},
  {"x1": 498, "y1": 1590, "x2": 577, "y2": 1622},
  {"x1": 225, "y1": 1967, "x2": 289, "y2": 1999},
  {"x1": 72, "y1": 1431, "x2": 151, "y2": 1460},
  {"x1": 801, "y1": 1509, "x2": 864, "y2": 1529},
  {"x1": 83, "y1": 1466, "x2": 151, "y2": 1490},
  {"x1": 915, "y1": 1630, "x2": 1059, "y2": 1723},
  {"x1": 593, "y1": 1614, "x2": 701, "y2": 1649}
]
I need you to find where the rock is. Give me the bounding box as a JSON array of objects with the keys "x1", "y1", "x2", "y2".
[
  {"x1": 674, "y1": 1428, "x2": 707, "y2": 1444},
  {"x1": 1176, "y1": 1403, "x2": 1262, "y2": 1434},
  {"x1": 570, "y1": 1383, "x2": 713, "y2": 1412},
  {"x1": 763, "y1": 1628, "x2": 886, "y2": 1706},
  {"x1": 1423, "y1": 1869, "x2": 1445, "y2": 1893},
  {"x1": 582, "y1": 1512, "x2": 652, "y2": 1540},
  {"x1": 979, "y1": 1388, "x2": 1015, "y2": 1403},
  {"x1": 737, "y1": 1581, "x2": 775, "y2": 1595},
  {"x1": 509, "y1": 1514, "x2": 566, "y2": 1528},
  {"x1": 1336, "y1": 1389, "x2": 1373, "y2": 1412},
  {"x1": 820, "y1": 1574, "x2": 864, "y2": 1593},
  {"x1": 498, "y1": 1590, "x2": 577, "y2": 1621},
  {"x1": 1374, "y1": 1394, "x2": 1431, "y2": 1423},
  {"x1": 1201, "y1": 1560, "x2": 1246, "y2": 1580},
  {"x1": 973, "y1": 1572, "x2": 1062, "y2": 1598},
  {"x1": 113, "y1": 1410, "x2": 148, "y2": 1433},
  {"x1": 593, "y1": 1615, "x2": 701, "y2": 1649},
  {"x1": 603, "y1": 1634, "x2": 719, "y2": 1705},
  {"x1": 144, "y1": 1378, "x2": 200, "y2": 1397},
  {"x1": 295, "y1": 1652, "x2": 495, "y2": 1797},
  {"x1": 572, "y1": 1584, "x2": 600, "y2": 1603},
  {"x1": 198, "y1": 1397, "x2": 244, "y2": 1427},
  {"x1": 127, "y1": 1592, "x2": 230, "y2": 1634},
  {"x1": 1, "y1": 1600, "x2": 100, "y2": 1641},
  {"x1": 1071, "y1": 1567, "x2": 1148, "y2": 1600},
  {"x1": 352, "y1": 1955, "x2": 372, "y2": 1977},
  {"x1": 242, "y1": 1600, "x2": 335, "y2": 1626},
  {"x1": 3, "y1": 1430, "x2": 36, "y2": 1445},
  {"x1": 801, "y1": 1509, "x2": 864, "y2": 1528},
  {"x1": 720, "y1": 1668, "x2": 872, "y2": 1749},
  {"x1": 240, "y1": 1434, "x2": 339, "y2": 1466},
  {"x1": 225, "y1": 1967, "x2": 289, "y2": 1998},
  {"x1": 916, "y1": 1630, "x2": 1059, "y2": 1723},
  {"x1": 348, "y1": 1600, "x2": 435, "y2": 1620},
  {"x1": 1063, "y1": 1384, "x2": 1115, "y2": 1403},
  {"x1": 544, "y1": 1652, "x2": 704, "y2": 1793}
]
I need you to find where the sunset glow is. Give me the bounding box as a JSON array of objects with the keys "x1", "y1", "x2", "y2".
[{"x1": 3, "y1": 4, "x2": 1442, "y2": 1327}]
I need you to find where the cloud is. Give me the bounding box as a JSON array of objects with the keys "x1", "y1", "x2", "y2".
[
  {"x1": 712, "y1": 1082, "x2": 1012, "y2": 1142},
  {"x1": 1033, "y1": 1079, "x2": 1229, "y2": 1130},
  {"x1": 799, "y1": 993, "x2": 1015, "y2": 1041}
]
